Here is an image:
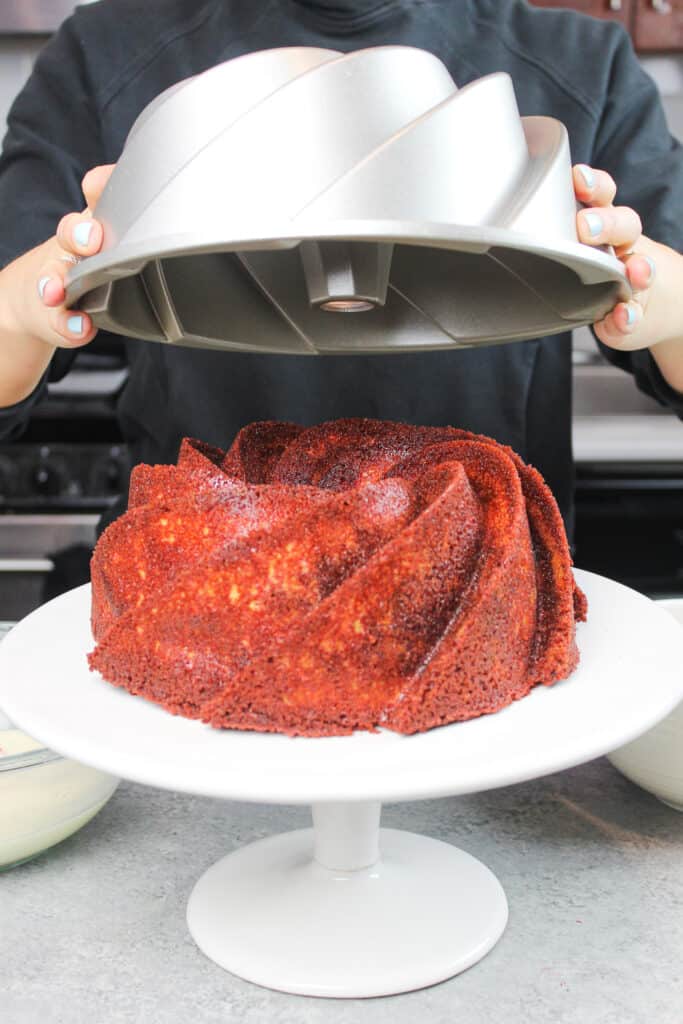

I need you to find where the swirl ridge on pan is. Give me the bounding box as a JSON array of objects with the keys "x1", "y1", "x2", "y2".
[{"x1": 66, "y1": 47, "x2": 627, "y2": 352}]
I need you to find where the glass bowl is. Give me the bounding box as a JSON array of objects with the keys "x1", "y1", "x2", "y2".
[{"x1": 0, "y1": 728, "x2": 119, "y2": 870}]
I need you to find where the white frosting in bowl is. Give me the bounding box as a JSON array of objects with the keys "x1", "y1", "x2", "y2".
[
  {"x1": 0, "y1": 727, "x2": 119, "y2": 870},
  {"x1": 0, "y1": 728, "x2": 44, "y2": 758}
]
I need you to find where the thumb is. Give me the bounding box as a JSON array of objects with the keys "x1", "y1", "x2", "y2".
[{"x1": 81, "y1": 164, "x2": 115, "y2": 212}]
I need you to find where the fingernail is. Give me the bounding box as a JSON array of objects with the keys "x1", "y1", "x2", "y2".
[
  {"x1": 625, "y1": 304, "x2": 638, "y2": 327},
  {"x1": 644, "y1": 255, "x2": 656, "y2": 284},
  {"x1": 37, "y1": 276, "x2": 51, "y2": 299},
  {"x1": 577, "y1": 164, "x2": 595, "y2": 190},
  {"x1": 73, "y1": 221, "x2": 93, "y2": 248},
  {"x1": 67, "y1": 314, "x2": 84, "y2": 335},
  {"x1": 583, "y1": 212, "x2": 603, "y2": 237}
]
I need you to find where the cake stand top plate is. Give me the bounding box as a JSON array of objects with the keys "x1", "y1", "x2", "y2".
[{"x1": 1, "y1": 570, "x2": 681, "y2": 805}]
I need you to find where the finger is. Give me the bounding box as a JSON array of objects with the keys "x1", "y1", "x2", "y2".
[
  {"x1": 35, "y1": 257, "x2": 98, "y2": 348},
  {"x1": 81, "y1": 164, "x2": 115, "y2": 211},
  {"x1": 624, "y1": 252, "x2": 656, "y2": 294},
  {"x1": 577, "y1": 205, "x2": 642, "y2": 249},
  {"x1": 593, "y1": 300, "x2": 644, "y2": 351},
  {"x1": 573, "y1": 165, "x2": 617, "y2": 208},
  {"x1": 55, "y1": 212, "x2": 103, "y2": 257},
  {"x1": 36, "y1": 257, "x2": 70, "y2": 308},
  {"x1": 46, "y1": 307, "x2": 97, "y2": 348}
]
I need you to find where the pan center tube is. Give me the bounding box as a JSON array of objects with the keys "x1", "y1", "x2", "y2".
[{"x1": 300, "y1": 240, "x2": 392, "y2": 312}]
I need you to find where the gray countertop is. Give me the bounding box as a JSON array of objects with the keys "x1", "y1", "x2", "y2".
[{"x1": 2, "y1": 758, "x2": 682, "y2": 1023}]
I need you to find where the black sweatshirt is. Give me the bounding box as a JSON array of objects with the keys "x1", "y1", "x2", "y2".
[{"x1": 1, "y1": 0, "x2": 683, "y2": 530}]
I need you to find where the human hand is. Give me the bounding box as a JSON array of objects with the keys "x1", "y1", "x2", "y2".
[
  {"x1": 573, "y1": 163, "x2": 683, "y2": 391},
  {"x1": 573, "y1": 163, "x2": 682, "y2": 352},
  {"x1": 28, "y1": 163, "x2": 113, "y2": 348},
  {"x1": 0, "y1": 163, "x2": 116, "y2": 406}
]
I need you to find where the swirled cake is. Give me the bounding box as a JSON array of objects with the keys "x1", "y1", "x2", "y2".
[{"x1": 88, "y1": 419, "x2": 586, "y2": 736}]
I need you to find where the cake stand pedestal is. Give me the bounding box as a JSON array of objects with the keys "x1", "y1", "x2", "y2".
[
  {"x1": 1, "y1": 570, "x2": 682, "y2": 998},
  {"x1": 186, "y1": 800, "x2": 507, "y2": 996}
]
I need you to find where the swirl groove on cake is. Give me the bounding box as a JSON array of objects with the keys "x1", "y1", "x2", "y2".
[{"x1": 88, "y1": 419, "x2": 586, "y2": 736}]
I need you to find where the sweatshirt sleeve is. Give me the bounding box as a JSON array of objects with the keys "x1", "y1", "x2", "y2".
[
  {"x1": 0, "y1": 14, "x2": 106, "y2": 439},
  {"x1": 588, "y1": 27, "x2": 683, "y2": 417}
]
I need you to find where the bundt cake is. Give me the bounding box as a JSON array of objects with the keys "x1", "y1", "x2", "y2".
[{"x1": 88, "y1": 419, "x2": 587, "y2": 736}]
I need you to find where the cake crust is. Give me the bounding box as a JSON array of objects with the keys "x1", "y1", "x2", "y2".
[{"x1": 88, "y1": 419, "x2": 586, "y2": 736}]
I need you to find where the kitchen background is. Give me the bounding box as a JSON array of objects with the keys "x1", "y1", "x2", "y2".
[{"x1": 0, "y1": 0, "x2": 682, "y2": 619}]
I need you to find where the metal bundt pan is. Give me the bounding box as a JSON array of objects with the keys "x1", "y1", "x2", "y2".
[{"x1": 65, "y1": 46, "x2": 630, "y2": 354}]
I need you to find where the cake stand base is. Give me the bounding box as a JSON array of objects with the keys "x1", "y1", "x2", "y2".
[{"x1": 186, "y1": 801, "x2": 508, "y2": 998}]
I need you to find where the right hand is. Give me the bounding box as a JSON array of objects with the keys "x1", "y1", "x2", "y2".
[
  {"x1": 28, "y1": 163, "x2": 113, "y2": 348},
  {"x1": 0, "y1": 164, "x2": 116, "y2": 408}
]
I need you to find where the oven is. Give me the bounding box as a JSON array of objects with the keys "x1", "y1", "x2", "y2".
[
  {"x1": 572, "y1": 331, "x2": 683, "y2": 599},
  {"x1": 0, "y1": 346, "x2": 130, "y2": 621},
  {"x1": 574, "y1": 461, "x2": 683, "y2": 597}
]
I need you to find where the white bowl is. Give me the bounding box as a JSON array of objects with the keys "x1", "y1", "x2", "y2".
[{"x1": 607, "y1": 598, "x2": 683, "y2": 811}]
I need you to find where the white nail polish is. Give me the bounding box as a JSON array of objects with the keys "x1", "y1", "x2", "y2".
[
  {"x1": 73, "y1": 222, "x2": 93, "y2": 247},
  {"x1": 584, "y1": 212, "x2": 603, "y2": 237},
  {"x1": 577, "y1": 164, "x2": 595, "y2": 190}
]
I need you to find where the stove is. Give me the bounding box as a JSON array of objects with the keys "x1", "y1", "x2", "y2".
[
  {"x1": 571, "y1": 328, "x2": 683, "y2": 598},
  {"x1": 0, "y1": 348, "x2": 131, "y2": 620}
]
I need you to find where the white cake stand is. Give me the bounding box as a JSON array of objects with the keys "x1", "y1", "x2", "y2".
[{"x1": 1, "y1": 570, "x2": 682, "y2": 999}]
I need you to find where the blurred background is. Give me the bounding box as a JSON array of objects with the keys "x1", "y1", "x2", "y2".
[{"x1": 0, "y1": 0, "x2": 682, "y2": 621}]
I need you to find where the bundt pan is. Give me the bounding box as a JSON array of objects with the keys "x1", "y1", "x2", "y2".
[{"x1": 65, "y1": 46, "x2": 630, "y2": 355}]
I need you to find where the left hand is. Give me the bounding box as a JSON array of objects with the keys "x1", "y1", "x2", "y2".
[{"x1": 572, "y1": 163, "x2": 683, "y2": 357}]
